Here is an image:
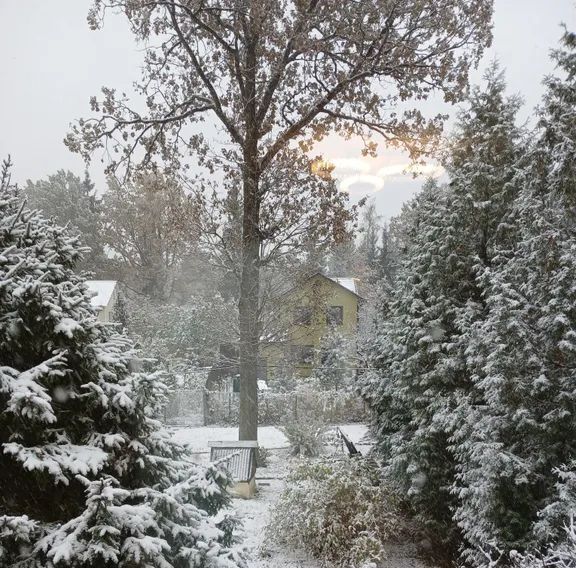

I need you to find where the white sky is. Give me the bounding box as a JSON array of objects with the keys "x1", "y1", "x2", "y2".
[{"x1": 0, "y1": 1, "x2": 574, "y2": 220}]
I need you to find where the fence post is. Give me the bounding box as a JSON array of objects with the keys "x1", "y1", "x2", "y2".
[
  {"x1": 294, "y1": 393, "x2": 298, "y2": 421},
  {"x1": 331, "y1": 393, "x2": 335, "y2": 423}
]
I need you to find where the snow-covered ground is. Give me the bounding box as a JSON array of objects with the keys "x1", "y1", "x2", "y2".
[
  {"x1": 171, "y1": 425, "x2": 289, "y2": 452},
  {"x1": 171, "y1": 423, "x2": 371, "y2": 452},
  {"x1": 236, "y1": 447, "x2": 320, "y2": 567},
  {"x1": 172, "y1": 424, "x2": 427, "y2": 567}
]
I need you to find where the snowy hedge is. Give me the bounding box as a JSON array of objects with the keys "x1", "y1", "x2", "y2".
[{"x1": 359, "y1": 33, "x2": 576, "y2": 566}]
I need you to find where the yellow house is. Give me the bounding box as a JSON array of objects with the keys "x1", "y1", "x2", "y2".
[{"x1": 262, "y1": 273, "x2": 361, "y2": 379}]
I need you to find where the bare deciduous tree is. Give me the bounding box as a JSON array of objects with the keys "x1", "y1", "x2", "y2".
[
  {"x1": 67, "y1": 0, "x2": 493, "y2": 440},
  {"x1": 103, "y1": 172, "x2": 199, "y2": 300}
]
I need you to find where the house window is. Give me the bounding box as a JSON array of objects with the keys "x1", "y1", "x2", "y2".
[
  {"x1": 291, "y1": 345, "x2": 315, "y2": 365},
  {"x1": 293, "y1": 306, "x2": 313, "y2": 326},
  {"x1": 326, "y1": 305, "x2": 344, "y2": 326}
]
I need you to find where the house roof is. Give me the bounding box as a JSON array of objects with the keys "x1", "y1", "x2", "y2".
[
  {"x1": 315, "y1": 273, "x2": 362, "y2": 298},
  {"x1": 330, "y1": 277, "x2": 358, "y2": 295},
  {"x1": 278, "y1": 272, "x2": 362, "y2": 301},
  {"x1": 85, "y1": 280, "x2": 117, "y2": 309}
]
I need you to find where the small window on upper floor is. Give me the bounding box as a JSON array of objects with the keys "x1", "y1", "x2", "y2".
[
  {"x1": 326, "y1": 305, "x2": 344, "y2": 326},
  {"x1": 293, "y1": 306, "x2": 313, "y2": 326}
]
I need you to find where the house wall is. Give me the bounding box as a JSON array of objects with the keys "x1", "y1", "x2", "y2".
[
  {"x1": 96, "y1": 286, "x2": 118, "y2": 323},
  {"x1": 262, "y1": 275, "x2": 359, "y2": 378}
]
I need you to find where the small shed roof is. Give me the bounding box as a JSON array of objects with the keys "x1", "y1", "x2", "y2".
[
  {"x1": 85, "y1": 280, "x2": 117, "y2": 308},
  {"x1": 209, "y1": 441, "x2": 257, "y2": 482}
]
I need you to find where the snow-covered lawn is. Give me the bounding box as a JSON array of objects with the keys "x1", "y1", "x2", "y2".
[
  {"x1": 171, "y1": 425, "x2": 289, "y2": 452},
  {"x1": 171, "y1": 424, "x2": 427, "y2": 567},
  {"x1": 170, "y1": 423, "x2": 370, "y2": 453}
]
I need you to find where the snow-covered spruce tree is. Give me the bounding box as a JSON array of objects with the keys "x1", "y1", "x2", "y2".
[
  {"x1": 359, "y1": 68, "x2": 523, "y2": 557},
  {"x1": 453, "y1": 31, "x2": 576, "y2": 564},
  {"x1": 0, "y1": 160, "x2": 243, "y2": 567}
]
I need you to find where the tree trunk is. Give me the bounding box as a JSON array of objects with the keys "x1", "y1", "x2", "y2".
[
  {"x1": 238, "y1": 162, "x2": 260, "y2": 441},
  {"x1": 239, "y1": 8, "x2": 260, "y2": 441}
]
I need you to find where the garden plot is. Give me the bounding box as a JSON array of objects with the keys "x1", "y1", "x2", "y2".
[{"x1": 171, "y1": 424, "x2": 427, "y2": 567}]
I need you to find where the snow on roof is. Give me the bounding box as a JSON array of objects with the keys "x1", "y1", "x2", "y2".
[
  {"x1": 209, "y1": 441, "x2": 257, "y2": 482},
  {"x1": 85, "y1": 280, "x2": 117, "y2": 308},
  {"x1": 330, "y1": 277, "x2": 358, "y2": 295}
]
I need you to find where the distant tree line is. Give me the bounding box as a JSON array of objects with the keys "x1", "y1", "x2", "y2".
[{"x1": 23, "y1": 163, "x2": 362, "y2": 376}]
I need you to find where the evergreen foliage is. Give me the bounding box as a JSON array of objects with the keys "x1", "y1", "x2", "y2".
[
  {"x1": 0, "y1": 160, "x2": 244, "y2": 567},
  {"x1": 358, "y1": 200, "x2": 381, "y2": 279},
  {"x1": 363, "y1": 36, "x2": 576, "y2": 563},
  {"x1": 359, "y1": 66, "x2": 527, "y2": 561},
  {"x1": 313, "y1": 330, "x2": 353, "y2": 391},
  {"x1": 453, "y1": 32, "x2": 576, "y2": 563}
]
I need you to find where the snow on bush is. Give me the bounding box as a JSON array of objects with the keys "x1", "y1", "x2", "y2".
[
  {"x1": 280, "y1": 415, "x2": 328, "y2": 457},
  {"x1": 267, "y1": 457, "x2": 402, "y2": 567},
  {"x1": 512, "y1": 516, "x2": 576, "y2": 568},
  {"x1": 0, "y1": 160, "x2": 245, "y2": 567}
]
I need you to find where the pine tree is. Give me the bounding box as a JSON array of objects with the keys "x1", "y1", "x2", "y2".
[
  {"x1": 327, "y1": 238, "x2": 359, "y2": 277},
  {"x1": 453, "y1": 32, "x2": 576, "y2": 563},
  {"x1": 0, "y1": 159, "x2": 244, "y2": 567},
  {"x1": 375, "y1": 222, "x2": 397, "y2": 284},
  {"x1": 359, "y1": 67, "x2": 523, "y2": 558}
]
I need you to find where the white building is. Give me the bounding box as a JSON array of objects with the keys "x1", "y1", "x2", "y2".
[{"x1": 85, "y1": 280, "x2": 119, "y2": 323}]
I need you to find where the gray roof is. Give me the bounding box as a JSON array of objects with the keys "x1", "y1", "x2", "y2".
[{"x1": 209, "y1": 441, "x2": 257, "y2": 482}]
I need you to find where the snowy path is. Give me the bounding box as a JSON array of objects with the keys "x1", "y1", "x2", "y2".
[
  {"x1": 171, "y1": 424, "x2": 428, "y2": 567},
  {"x1": 236, "y1": 447, "x2": 320, "y2": 567}
]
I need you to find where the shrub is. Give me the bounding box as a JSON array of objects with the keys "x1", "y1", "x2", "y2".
[
  {"x1": 511, "y1": 516, "x2": 576, "y2": 568},
  {"x1": 256, "y1": 446, "x2": 271, "y2": 468},
  {"x1": 267, "y1": 457, "x2": 402, "y2": 567},
  {"x1": 281, "y1": 416, "x2": 328, "y2": 457}
]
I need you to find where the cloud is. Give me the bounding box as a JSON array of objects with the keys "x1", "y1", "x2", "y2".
[
  {"x1": 339, "y1": 174, "x2": 386, "y2": 193},
  {"x1": 333, "y1": 161, "x2": 444, "y2": 194},
  {"x1": 376, "y1": 163, "x2": 444, "y2": 179}
]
